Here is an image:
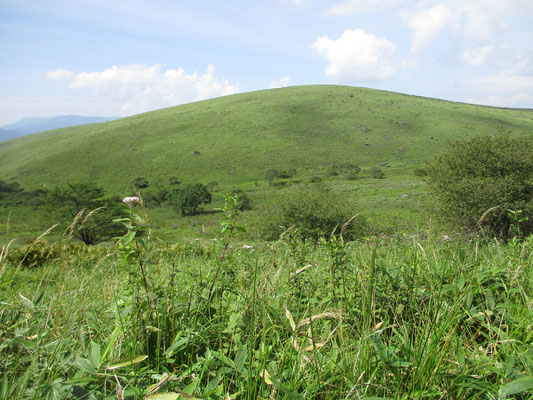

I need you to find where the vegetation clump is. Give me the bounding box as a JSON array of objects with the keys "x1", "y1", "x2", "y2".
[
  {"x1": 172, "y1": 183, "x2": 212, "y2": 215},
  {"x1": 427, "y1": 134, "x2": 532, "y2": 239},
  {"x1": 43, "y1": 182, "x2": 127, "y2": 245},
  {"x1": 259, "y1": 186, "x2": 366, "y2": 241}
]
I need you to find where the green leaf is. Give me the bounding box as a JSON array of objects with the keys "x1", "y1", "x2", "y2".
[
  {"x1": 73, "y1": 356, "x2": 97, "y2": 373},
  {"x1": 88, "y1": 342, "x2": 101, "y2": 370},
  {"x1": 144, "y1": 393, "x2": 180, "y2": 400},
  {"x1": 101, "y1": 326, "x2": 121, "y2": 363},
  {"x1": 122, "y1": 230, "x2": 136, "y2": 245},
  {"x1": 18, "y1": 293, "x2": 34, "y2": 310},
  {"x1": 234, "y1": 344, "x2": 248, "y2": 371},
  {"x1": 106, "y1": 355, "x2": 147, "y2": 370},
  {"x1": 499, "y1": 376, "x2": 533, "y2": 398},
  {"x1": 205, "y1": 375, "x2": 220, "y2": 392}
]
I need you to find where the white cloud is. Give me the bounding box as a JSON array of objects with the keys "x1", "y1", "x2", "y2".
[
  {"x1": 407, "y1": 5, "x2": 453, "y2": 53},
  {"x1": 462, "y1": 46, "x2": 495, "y2": 66},
  {"x1": 467, "y1": 73, "x2": 533, "y2": 93},
  {"x1": 270, "y1": 76, "x2": 291, "y2": 88},
  {"x1": 46, "y1": 68, "x2": 74, "y2": 80},
  {"x1": 46, "y1": 64, "x2": 239, "y2": 116},
  {"x1": 312, "y1": 29, "x2": 399, "y2": 82},
  {"x1": 326, "y1": 0, "x2": 403, "y2": 16},
  {"x1": 467, "y1": 92, "x2": 533, "y2": 108},
  {"x1": 280, "y1": 0, "x2": 311, "y2": 6}
]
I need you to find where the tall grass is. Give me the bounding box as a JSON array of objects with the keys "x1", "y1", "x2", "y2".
[{"x1": 1, "y1": 216, "x2": 532, "y2": 398}]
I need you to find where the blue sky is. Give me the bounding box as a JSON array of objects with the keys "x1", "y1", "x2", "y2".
[{"x1": 1, "y1": 0, "x2": 532, "y2": 125}]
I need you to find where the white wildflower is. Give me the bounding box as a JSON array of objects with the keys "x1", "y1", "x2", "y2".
[
  {"x1": 442, "y1": 235, "x2": 450, "y2": 241},
  {"x1": 122, "y1": 196, "x2": 140, "y2": 204},
  {"x1": 242, "y1": 245, "x2": 253, "y2": 250}
]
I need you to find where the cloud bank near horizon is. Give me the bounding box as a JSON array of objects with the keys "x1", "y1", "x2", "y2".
[{"x1": 46, "y1": 64, "x2": 240, "y2": 116}]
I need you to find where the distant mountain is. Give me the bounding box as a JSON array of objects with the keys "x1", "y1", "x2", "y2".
[
  {"x1": 0, "y1": 127, "x2": 26, "y2": 141},
  {"x1": 0, "y1": 115, "x2": 120, "y2": 141}
]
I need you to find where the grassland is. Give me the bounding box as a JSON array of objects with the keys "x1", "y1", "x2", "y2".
[
  {"x1": 1, "y1": 85, "x2": 532, "y2": 192},
  {"x1": 1, "y1": 85, "x2": 532, "y2": 241},
  {"x1": 1, "y1": 220, "x2": 532, "y2": 399},
  {"x1": 1, "y1": 87, "x2": 532, "y2": 398}
]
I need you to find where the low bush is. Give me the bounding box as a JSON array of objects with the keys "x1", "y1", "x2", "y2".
[
  {"x1": 258, "y1": 186, "x2": 366, "y2": 241},
  {"x1": 427, "y1": 134, "x2": 533, "y2": 239}
]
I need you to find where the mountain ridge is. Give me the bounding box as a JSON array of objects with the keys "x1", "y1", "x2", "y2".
[{"x1": 0, "y1": 115, "x2": 120, "y2": 141}]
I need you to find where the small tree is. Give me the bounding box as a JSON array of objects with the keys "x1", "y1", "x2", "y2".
[
  {"x1": 132, "y1": 177, "x2": 149, "y2": 189},
  {"x1": 173, "y1": 183, "x2": 212, "y2": 215},
  {"x1": 427, "y1": 135, "x2": 533, "y2": 239},
  {"x1": 266, "y1": 169, "x2": 279, "y2": 186},
  {"x1": 44, "y1": 182, "x2": 127, "y2": 245}
]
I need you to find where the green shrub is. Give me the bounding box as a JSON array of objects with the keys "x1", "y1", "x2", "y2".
[
  {"x1": 143, "y1": 188, "x2": 169, "y2": 206},
  {"x1": 173, "y1": 183, "x2": 212, "y2": 215},
  {"x1": 41, "y1": 182, "x2": 127, "y2": 245},
  {"x1": 232, "y1": 189, "x2": 252, "y2": 211},
  {"x1": 132, "y1": 177, "x2": 149, "y2": 189},
  {"x1": 327, "y1": 163, "x2": 361, "y2": 179},
  {"x1": 369, "y1": 167, "x2": 385, "y2": 179},
  {"x1": 413, "y1": 167, "x2": 428, "y2": 177},
  {"x1": 258, "y1": 186, "x2": 366, "y2": 241},
  {"x1": 426, "y1": 134, "x2": 533, "y2": 238}
]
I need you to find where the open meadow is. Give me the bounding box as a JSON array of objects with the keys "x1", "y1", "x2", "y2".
[{"x1": 1, "y1": 86, "x2": 533, "y2": 399}]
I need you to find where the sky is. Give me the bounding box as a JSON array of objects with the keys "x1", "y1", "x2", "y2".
[{"x1": 1, "y1": 0, "x2": 532, "y2": 125}]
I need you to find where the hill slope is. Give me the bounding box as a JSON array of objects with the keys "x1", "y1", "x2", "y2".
[{"x1": 1, "y1": 85, "x2": 532, "y2": 192}]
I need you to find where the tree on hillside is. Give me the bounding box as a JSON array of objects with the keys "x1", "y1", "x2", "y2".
[
  {"x1": 173, "y1": 183, "x2": 212, "y2": 215},
  {"x1": 44, "y1": 182, "x2": 127, "y2": 244},
  {"x1": 132, "y1": 177, "x2": 149, "y2": 189},
  {"x1": 426, "y1": 135, "x2": 533, "y2": 239}
]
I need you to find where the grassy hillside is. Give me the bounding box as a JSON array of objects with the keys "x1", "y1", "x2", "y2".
[{"x1": 1, "y1": 85, "x2": 532, "y2": 192}]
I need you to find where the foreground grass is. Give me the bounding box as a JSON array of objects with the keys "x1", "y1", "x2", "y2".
[{"x1": 1, "y1": 225, "x2": 532, "y2": 399}]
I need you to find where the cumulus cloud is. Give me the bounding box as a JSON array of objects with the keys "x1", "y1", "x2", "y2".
[
  {"x1": 46, "y1": 64, "x2": 239, "y2": 116},
  {"x1": 46, "y1": 68, "x2": 74, "y2": 80},
  {"x1": 465, "y1": 54, "x2": 533, "y2": 108},
  {"x1": 462, "y1": 46, "x2": 495, "y2": 66},
  {"x1": 406, "y1": 5, "x2": 453, "y2": 53},
  {"x1": 270, "y1": 76, "x2": 291, "y2": 88},
  {"x1": 312, "y1": 29, "x2": 399, "y2": 82}
]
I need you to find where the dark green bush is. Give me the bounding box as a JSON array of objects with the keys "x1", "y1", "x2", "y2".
[
  {"x1": 173, "y1": 183, "x2": 212, "y2": 215},
  {"x1": 369, "y1": 167, "x2": 385, "y2": 179},
  {"x1": 233, "y1": 189, "x2": 252, "y2": 211},
  {"x1": 143, "y1": 189, "x2": 169, "y2": 206},
  {"x1": 426, "y1": 134, "x2": 533, "y2": 239},
  {"x1": 327, "y1": 163, "x2": 361, "y2": 179},
  {"x1": 43, "y1": 182, "x2": 127, "y2": 245},
  {"x1": 132, "y1": 177, "x2": 149, "y2": 189},
  {"x1": 259, "y1": 186, "x2": 366, "y2": 241},
  {"x1": 413, "y1": 167, "x2": 428, "y2": 177}
]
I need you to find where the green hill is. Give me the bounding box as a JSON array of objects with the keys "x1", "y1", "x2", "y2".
[{"x1": 1, "y1": 85, "x2": 532, "y2": 192}]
